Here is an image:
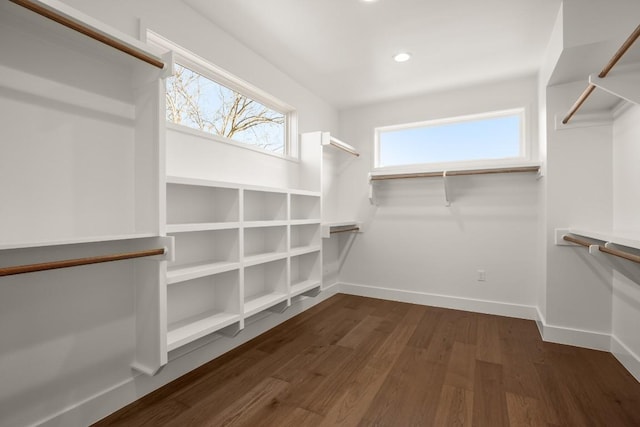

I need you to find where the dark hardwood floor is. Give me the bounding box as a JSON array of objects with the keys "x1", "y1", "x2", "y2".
[{"x1": 94, "y1": 294, "x2": 640, "y2": 426}]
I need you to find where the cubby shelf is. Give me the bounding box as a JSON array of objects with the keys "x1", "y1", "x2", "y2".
[
  {"x1": 291, "y1": 280, "x2": 322, "y2": 297},
  {"x1": 167, "y1": 311, "x2": 240, "y2": 352},
  {"x1": 166, "y1": 223, "x2": 240, "y2": 233},
  {"x1": 243, "y1": 221, "x2": 289, "y2": 228},
  {"x1": 167, "y1": 261, "x2": 240, "y2": 285},
  {"x1": 290, "y1": 246, "x2": 322, "y2": 257},
  {"x1": 244, "y1": 292, "x2": 288, "y2": 317},
  {"x1": 164, "y1": 177, "x2": 322, "y2": 353},
  {"x1": 243, "y1": 252, "x2": 289, "y2": 267}
]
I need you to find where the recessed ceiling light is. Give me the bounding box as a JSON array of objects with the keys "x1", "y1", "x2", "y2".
[
  {"x1": 393, "y1": 52, "x2": 411, "y2": 63},
  {"x1": 361, "y1": 0, "x2": 378, "y2": 2}
]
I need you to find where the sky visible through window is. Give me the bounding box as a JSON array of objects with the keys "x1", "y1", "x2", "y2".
[
  {"x1": 166, "y1": 64, "x2": 285, "y2": 154},
  {"x1": 378, "y1": 114, "x2": 521, "y2": 167}
]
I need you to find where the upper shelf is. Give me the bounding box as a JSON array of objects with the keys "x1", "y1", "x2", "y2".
[
  {"x1": 369, "y1": 164, "x2": 541, "y2": 181},
  {"x1": 321, "y1": 133, "x2": 359, "y2": 157},
  {"x1": 567, "y1": 229, "x2": 640, "y2": 251},
  {"x1": 8, "y1": 0, "x2": 166, "y2": 70},
  {"x1": 561, "y1": 24, "x2": 640, "y2": 126}
]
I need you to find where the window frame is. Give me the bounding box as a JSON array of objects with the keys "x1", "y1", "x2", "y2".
[
  {"x1": 146, "y1": 30, "x2": 298, "y2": 159},
  {"x1": 373, "y1": 108, "x2": 531, "y2": 173}
]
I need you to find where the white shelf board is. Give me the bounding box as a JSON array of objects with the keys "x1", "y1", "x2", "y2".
[
  {"x1": 166, "y1": 222, "x2": 240, "y2": 233},
  {"x1": 166, "y1": 175, "x2": 241, "y2": 190},
  {"x1": 0, "y1": 232, "x2": 158, "y2": 251},
  {"x1": 243, "y1": 252, "x2": 288, "y2": 267},
  {"x1": 290, "y1": 245, "x2": 321, "y2": 258},
  {"x1": 290, "y1": 219, "x2": 322, "y2": 226},
  {"x1": 243, "y1": 220, "x2": 288, "y2": 229},
  {"x1": 289, "y1": 189, "x2": 322, "y2": 197},
  {"x1": 243, "y1": 292, "x2": 288, "y2": 317},
  {"x1": 167, "y1": 310, "x2": 240, "y2": 352},
  {"x1": 570, "y1": 229, "x2": 640, "y2": 251},
  {"x1": 290, "y1": 279, "x2": 321, "y2": 297},
  {"x1": 167, "y1": 261, "x2": 240, "y2": 285}
]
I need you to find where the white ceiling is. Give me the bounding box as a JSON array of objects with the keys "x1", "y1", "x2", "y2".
[{"x1": 183, "y1": 0, "x2": 562, "y2": 109}]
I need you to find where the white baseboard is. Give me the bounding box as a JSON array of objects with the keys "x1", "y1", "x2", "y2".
[
  {"x1": 39, "y1": 285, "x2": 339, "y2": 427},
  {"x1": 338, "y1": 282, "x2": 539, "y2": 320},
  {"x1": 534, "y1": 308, "x2": 611, "y2": 352},
  {"x1": 611, "y1": 335, "x2": 640, "y2": 382},
  {"x1": 540, "y1": 323, "x2": 611, "y2": 351}
]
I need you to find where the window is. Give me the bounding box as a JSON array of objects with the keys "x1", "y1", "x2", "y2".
[
  {"x1": 147, "y1": 31, "x2": 295, "y2": 157},
  {"x1": 166, "y1": 64, "x2": 287, "y2": 154},
  {"x1": 375, "y1": 109, "x2": 526, "y2": 169}
]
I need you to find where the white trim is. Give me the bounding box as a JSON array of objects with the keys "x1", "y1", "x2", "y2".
[
  {"x1": 535, "y1": 308, "x2": 611, "y2": 352},
  {"x1": 374, "y1": 107, "x2": 529, "y2": 171},
  {"x1": 611, "y1": 334, "x2": 640, "y2": 382},
  {"x1": 338, "y1": 282, "x2": 539, "y2": 320}
]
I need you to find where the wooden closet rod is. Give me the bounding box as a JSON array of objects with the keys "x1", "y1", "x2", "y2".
[
  {"x1": 562, "y1": 24, "x2": 640, "y2": 124},
  {"x1": 563, "y1": 234, "x2": 640, "y2": 264},
  {"x1": 10, "y1": 0, "x2": 165, "y2": 69},
  {"x1": 370, "y1": 165, "x2": 539, "y2": 181},
  {"x1": 0, "y1": 248, "x2": 166, "y2": 277},
  {"x1": 562, "y1": 234, "x2": 592, "y2": 247},
  {"x1": 599, "y1": 245, "x2": 640, "y2": 264},
  {"x1": 330, "y1": 226, "x2": 360, "y2": 234}
]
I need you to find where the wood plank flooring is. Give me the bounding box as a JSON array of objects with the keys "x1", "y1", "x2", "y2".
[{"x1": 94, "y1": 294, "x2": 640, "y2": 426}]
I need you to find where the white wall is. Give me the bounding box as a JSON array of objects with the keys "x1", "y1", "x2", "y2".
[
  {"x1": 0, "y1": 1, "x2": 338, "y2": 426},
  {"x1": 335, "y1": 76, "x2": 541, "y2": 316},
  {"x1": 543, "y1": 81, "x2": 613, "y2": 341},
  {"x1": 611, "y1": 105, "x2": 640, "y2": 378}
]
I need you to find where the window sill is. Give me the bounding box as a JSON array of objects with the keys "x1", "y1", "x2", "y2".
[{"x1": 166, "y1": 122, "x2": 299, "y2": 163}]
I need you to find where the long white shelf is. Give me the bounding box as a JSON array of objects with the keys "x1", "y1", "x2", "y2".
[
  {"x1": 244, "y1": 292, "x2": 288, "y2": 317},
  {"x1": 0, "y1": 232, "x2": 159, "y2": 251},
  {"x1": 290, "y1": 279, "x2": 321, "y2": 297},
  {"x1": 167, "y1": 261, "x2": 240, "y2": 285},
  {"x1": 167, "y1": 310, "x2": 240, "y2": 352},
  {"x1": 243, "y1": 252, "x2": 288, "y2": 267},
  {"x1": 166, "y1": 222, "x2": 240, "y2": 233},
  {"x1": 569, "y1": 229, "x2": 640, "y2": 251}
]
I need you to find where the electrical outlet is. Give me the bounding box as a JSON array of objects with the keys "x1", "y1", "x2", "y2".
[{"x1": 477, "y1": 269, "x2": 486, "y2": 281}]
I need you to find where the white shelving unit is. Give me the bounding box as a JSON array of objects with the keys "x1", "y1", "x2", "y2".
[
  {"x1": 0, "y1": 0, "x2": 172, "y2": 376},
  {"x1": 164, "y1": 176, "x2": 322, "y2": 351}
]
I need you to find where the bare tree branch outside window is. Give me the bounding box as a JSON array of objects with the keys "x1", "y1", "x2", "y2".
[{"x1": 166, "y1": 64, "x2": 285, "y2": 154}]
